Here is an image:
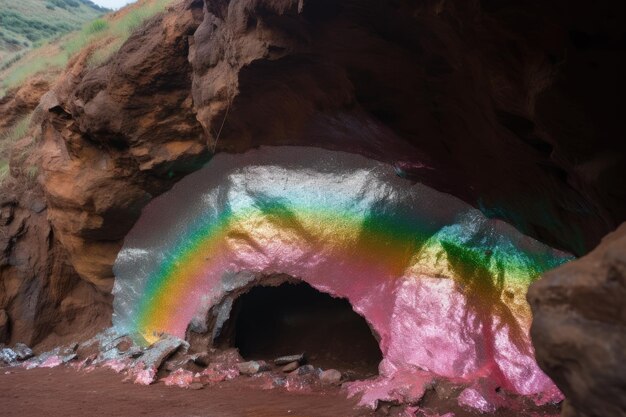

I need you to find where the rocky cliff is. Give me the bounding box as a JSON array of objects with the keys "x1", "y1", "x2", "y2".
[{"x1": 0, "y1": 0, "x2": 624, "y2": 415}]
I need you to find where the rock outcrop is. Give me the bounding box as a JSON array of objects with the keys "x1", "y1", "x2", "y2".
[
  {"x1": 39, "y1": 1, "x2": 209, "y2": 290},
  {"x1": 0, "y1": 185, "x2": 111, "y2": 348},
  {"x1": 529, "y1": 223, "x2": 626, "y2": 417}
]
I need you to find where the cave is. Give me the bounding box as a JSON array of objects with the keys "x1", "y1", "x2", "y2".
[{"x1": 216, "y1": 282, "x2": 383, "y2": 378}]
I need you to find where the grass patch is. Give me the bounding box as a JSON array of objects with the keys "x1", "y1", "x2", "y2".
[
  {"x1": 1, "y1": 0, "x2": 175, "y2": 94},
  {"x1": 0, "y1": 112, "x2": 33, "y2": 184},
  {"x1": 1, "y1": 53, "x2": 68, "y2": 92},
  {"x1": 0, "y1": 159, "x2": 9, "y2": 184},
  {"x1": 85, "y1": 18, "x2": 109, "y2": 35},
  {"x1": 0, "y1": 114, "x2": 32, "y2": 146},
  {"x1": 0, "y1": 0, "x2": 105, "y2": 69}
]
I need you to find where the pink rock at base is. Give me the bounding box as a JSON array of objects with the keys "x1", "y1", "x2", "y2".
[
  {"x1": 345, "y1": 367, "x2": 435, "y2": 409},
  {"x1": 39, "y1": 355, "x2": 63, "y2": 368},
  {"x1": 457, "y1": 388, "x2": 496, "y2": 413},
  {"x1": 162, "y1": 369, "x2": 194, "y2": 387}
]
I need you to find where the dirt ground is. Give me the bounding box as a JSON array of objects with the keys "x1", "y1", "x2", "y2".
[
  {"x1": 0, "y1": 366, "x2": 377, "y2": 417},
  {"x1": 0, "y1": 365, "x2": 562, "y2": 417}
]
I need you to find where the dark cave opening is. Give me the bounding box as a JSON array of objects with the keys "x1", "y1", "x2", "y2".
[{"x1": 217, "y1": 282, "x2": 382, "y2": 377}]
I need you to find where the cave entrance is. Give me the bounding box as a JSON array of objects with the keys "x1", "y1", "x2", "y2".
[{"x1": 216, "y1": 282, "x2": 382, "y2": 378}]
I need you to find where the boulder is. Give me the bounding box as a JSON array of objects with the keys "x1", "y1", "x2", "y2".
[
  {"x1": 529, "y1": 223, "x2": 626, "y2": 417},
  {"x1": 13, "y1": 343, "x2": 34, "y2": 361}
]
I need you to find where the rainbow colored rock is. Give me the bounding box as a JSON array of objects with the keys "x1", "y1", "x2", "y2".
[{"x1": 112, "y1": 147, "x2": 572, "y2": 407}]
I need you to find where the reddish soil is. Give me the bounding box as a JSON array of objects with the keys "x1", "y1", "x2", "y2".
[
  {"x1": 0, "y1": 365, "x2": 562, "y2": 417},
  {"x1": 0, "y1": 366, "x2": 375, "y2": 417}
]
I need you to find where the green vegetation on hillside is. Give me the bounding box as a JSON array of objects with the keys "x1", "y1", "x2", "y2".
[
  {"x1": 0, "y1": 0, "x2": 175, "y2": 95},
  {"x1": 0, "y1": 0, "x2": 178, "y2": 186},
  {"x1": 0, "y1": 0, "x2": 107, "y2": 66},
  {"x1": 0, "y1": 112, "x2": 32, "y2": 184}
]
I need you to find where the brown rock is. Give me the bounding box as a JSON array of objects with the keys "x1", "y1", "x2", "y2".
[
  {"x1": 281, "y1": 361, "x2": 299, "y2": 373},
  {"x1": 0, "y1": 309, "x2": 9, "y2": 343},
  {"x1": 0, "y1": 185, "x2": 111, "y2": 348},
  {"x1": 189, "y1": 382, "x2": 204, "y2": 390},
  {"x1": 529, "y1": 223, "x2": 626, "y2": 417},
  {"x1": 236, "y1": 360, "x2": 270, "y2": 376}
]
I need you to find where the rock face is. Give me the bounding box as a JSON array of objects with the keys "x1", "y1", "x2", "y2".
[
  {"x1": 0, "y1": 186, "x2": 111, "y2": 348},
  {"x1": 0, "y1": 309, "x2": 8, "y2": 343},
  {"x1": 528, "y1": 223, "x2": 626, "y2": 417},
  {"x1": 39, "y1": 1, "x2": 209, "y2": 290}
]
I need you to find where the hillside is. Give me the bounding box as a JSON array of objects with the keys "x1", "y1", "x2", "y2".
[
  {"x1": 0, "y1": 0, "x2": 175, "y2": 185},
  {"x1": 0, "y1": 0, "x2": 107, "y2": 66}
]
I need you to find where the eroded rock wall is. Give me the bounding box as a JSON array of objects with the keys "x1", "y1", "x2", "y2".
[
  {"x1": 0, "y1": 186, "x2": 110, "y2": 348},
  {"x1": 39, "y1": 0, "x2": 209, "y2": 291}
]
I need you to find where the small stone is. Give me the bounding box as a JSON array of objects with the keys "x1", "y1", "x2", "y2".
[
  {"x1": 274, "y1": 354, "x2": 304, "y2": 366},
  {"x1": 13, "y1": 343, "x2": 33, "y2": 361},
  {"x1": 116, "y1": 339, "x2": 133, "y2": 352},
  {"x1": 319, "y1": 369, "x2": 342, "y2": 385},
  {"x1": 236, "y1": 360, "x2": 270, "y2": 376},
  {"x1": 189, "y1": 382, "x2": 204, "y2": 390},
  {"x1": 296, "y1": 364, "x2": 316, "y2": 376},
  {"x1": 0, "y1": 348, "x2": 17, "y2": 364},
  {"x1": 281, "y1": 361, "x2": 299, "y2": 372}
]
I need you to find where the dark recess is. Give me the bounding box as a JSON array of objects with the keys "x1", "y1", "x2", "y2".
[{"x1": 217, "y1": 282, "x2": 382, "y2": 377}]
